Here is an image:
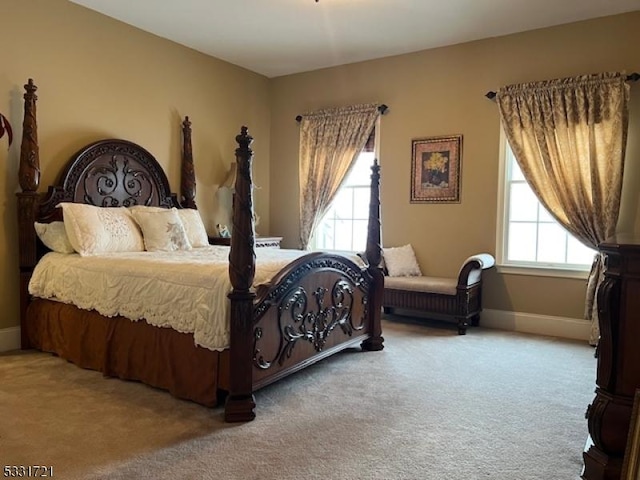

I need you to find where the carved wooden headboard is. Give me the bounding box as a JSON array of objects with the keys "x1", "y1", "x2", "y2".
[{"x1": 37, "y1": 139, "x2": 181, "y2": 224}]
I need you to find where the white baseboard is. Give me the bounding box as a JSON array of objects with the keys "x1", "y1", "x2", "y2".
[
  {"x1": 481, "y1": 309, "x2": 590, "y2": 341},
  {"x1": 0, "y1": 327, "x2": 21, "y2": 352}
]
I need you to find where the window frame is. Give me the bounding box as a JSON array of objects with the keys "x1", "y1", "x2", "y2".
[
  {"x1": 495, "y1": 127, "x2": 593, "y2": 280},
  {"x1": 311, "y1": 151, "x2": 376, "y2": 253},
  {"x1": 310, "y1": 124, "x2": 378, "y2": 253}
]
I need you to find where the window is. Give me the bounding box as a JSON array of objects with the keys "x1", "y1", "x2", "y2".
[
  {"x1": 497, "y1": 131, "x2": 595, "y2": 276},
  {"x1": 312, "y1": 150, "x2": 375, "y2": 252}
]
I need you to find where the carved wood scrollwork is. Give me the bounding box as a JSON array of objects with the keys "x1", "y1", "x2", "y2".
[
  {"x1": 596, "y1": 276, "x2": 620, "y2": 391},
  {"x1": 69, "y1": 143, "x2": 173, "y2": 207},
  {"x1": 254, "y1": 254, "x2": 370, "y2": 320},
  {"x1": 83, "y1": 156, "x2": 153, "y2": 206},
  {"x1": 36, "y1": 139, "x2": 179, "y2": 222},
  {"x1": 253, "y1": 278, "x2": 367, "y2": 370}
]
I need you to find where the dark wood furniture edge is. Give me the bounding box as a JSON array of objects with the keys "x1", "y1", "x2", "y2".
[{"x1": 583, "y1": 237, "x2": 640, "y2": 479}]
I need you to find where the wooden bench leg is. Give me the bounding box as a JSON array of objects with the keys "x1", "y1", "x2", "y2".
[
  {"x1": 456, "y1": 317, "x2": 468, "y2": 335},
  {"x1": 471, "y1": 314, "x2": 480, "y2": 327}
]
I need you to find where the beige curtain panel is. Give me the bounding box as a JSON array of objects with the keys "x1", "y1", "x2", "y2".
[
  {"x1": 298, "y1": 103, "x2": 381, "y2": 249},
  {"x1": 496, "y1": 72, "x2": 630, "y2": 345}
]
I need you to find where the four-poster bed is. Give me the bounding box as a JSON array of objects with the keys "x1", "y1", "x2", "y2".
[{"x1": 16, "y1": 78, "x2": 384, "y2": 422}]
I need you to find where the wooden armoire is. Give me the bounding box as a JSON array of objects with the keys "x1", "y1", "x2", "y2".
[{"x1": 583, "y1": 235, "x2": 640, "y2": 479}]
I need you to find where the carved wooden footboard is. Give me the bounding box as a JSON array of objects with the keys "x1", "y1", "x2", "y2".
[
  {"x1": 224, "y1": 127, "x2": 384, "y2": 422},
  {"x1": 253, "y1": 253, "x2": 374, "y2": 387}
]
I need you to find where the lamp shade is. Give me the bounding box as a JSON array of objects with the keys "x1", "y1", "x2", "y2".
[{"x1": 222, "y1": 163, "x2": 237, "y2": 190}]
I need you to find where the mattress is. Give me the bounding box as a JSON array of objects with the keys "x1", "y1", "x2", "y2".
[{"x1": 28, "y1": 246, "x2": 314, "y2": 351}]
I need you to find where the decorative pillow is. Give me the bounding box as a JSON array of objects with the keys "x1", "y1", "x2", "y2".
[
  {"x1": 130, "y1": 208, "x2": 192, "y2": 252},
  {"x1": 58, "y1": 203, "x2": 145, "y2": 256},
  {"x1": 34, "y1": 221, "x2": 75, "y2": 254},
  {"x1": 129, "y1": 205, "x2": 209, "y2": 247},
  {"x1": 176, "y1": 208, "x2": 209, "y2": 247},
  {"x1": 128, "y1": 205, "x2": 162, "y2": 210},
  {"x1": 382, "y1": 244, "x2": 423, "y2": 277}
]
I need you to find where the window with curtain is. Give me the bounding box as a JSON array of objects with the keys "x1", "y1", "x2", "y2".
[
  {"x1": 497, "y1": 130, "x2": 595, "y2": 275},
  {"x1": 496, "y1": 72, "x2": 629, "y2": 345},
  {"x1": 311, "y1": 130, "x2": 375, "y2": 251}
]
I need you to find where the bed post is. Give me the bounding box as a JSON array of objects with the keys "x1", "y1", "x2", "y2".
[
  {"x1": 225, "y1": 126, "x2": 257, "y2": 422},
  {"x1": 361, "y1": 158, "x2": 384, "y2": 351},
  {"x1": 180, "y1": 116, "x2": 197, "y2": 209},
  {"x1": 16, "y1": 78, "x2": 40, "y2": 349}
]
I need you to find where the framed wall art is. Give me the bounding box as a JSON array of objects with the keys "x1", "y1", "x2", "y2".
[{"x1": 410, "y1": 134, "x2": 462, "y2": 203}]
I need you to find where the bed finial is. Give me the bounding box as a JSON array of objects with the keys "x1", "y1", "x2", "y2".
[
  {"x1": 235, "y1": 125, "x2": 253, "y2": 150},
  {"x1": 19, "y1": 78, "x2": 40, "y2": 192},
  {"x1": 180, "y1": 115, "x2": 196, "y2": 209}
]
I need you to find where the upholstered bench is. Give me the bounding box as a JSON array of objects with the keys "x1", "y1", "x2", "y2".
[{"x1": 381, "y1": 245, "x2": 495, "y2": 335}]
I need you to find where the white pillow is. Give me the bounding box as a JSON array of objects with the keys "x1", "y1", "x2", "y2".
[
  {"x1": 130, "y1": 208, "x2": 192, "y2": 252},
  {"x1": 58, "y1": 203, "x2": 145, "y2": 256},
  {"x1": 34, "y1": 221, "x2": 75, "y2": 254},
  {"x1": 176, "y1": 208, "x2": 209, "y2": 247},
  {"x1": 129, "y1": 205, "x2": 209, "y2": 247},
  {"x1": 383, "y1": 244, "x2": 422, "y2": 277},
  {"x1": 128, "y1": 205, "x2": 165, "y2": 214}
]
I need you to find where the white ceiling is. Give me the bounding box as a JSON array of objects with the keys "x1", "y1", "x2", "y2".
[{"x1": 69, "y1": 0, "x2": 640, "y2": 78}]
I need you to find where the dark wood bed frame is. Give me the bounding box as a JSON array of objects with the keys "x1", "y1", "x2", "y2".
[{"x1": 16, "y1": 78, "x2": 385, "y2": 422}]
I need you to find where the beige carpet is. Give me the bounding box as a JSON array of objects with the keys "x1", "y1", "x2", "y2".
[{"x1": 0, "y1": 317, "x2": 595, "y2": 480}]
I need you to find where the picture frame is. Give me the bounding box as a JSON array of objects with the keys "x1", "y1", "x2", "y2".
[
  {"x1": 216, "y1": 223, "x2": 231, "y2": 238},
  {"x1": 623, "y1": 389, "x2": 640, "y2": 480},
  {"x1": 410, "y1": 134, "x2": 462, "y2": 203}
]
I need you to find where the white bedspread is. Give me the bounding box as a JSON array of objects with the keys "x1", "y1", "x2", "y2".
[{"x1": 28, "y1": 246, "x2": 339, "y2": 351}]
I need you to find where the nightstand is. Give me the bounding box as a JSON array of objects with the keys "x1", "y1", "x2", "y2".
[
  {"x1": 255, "y1": 237, "x2": 283, "y2": 249},
  {"x1": 208, "y1": 236, "x2": 282, "y2": 248},
  {"x1": 208, "y1": 236, "x2": 231, "y2": 246}
]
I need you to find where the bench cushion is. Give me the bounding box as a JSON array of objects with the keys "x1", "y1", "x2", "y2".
[{"x1": 384, "y1": 276, "x2": 457, "y2": 295}]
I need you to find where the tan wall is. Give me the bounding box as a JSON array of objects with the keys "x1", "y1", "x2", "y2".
[
  {"x1": 0, "y1": 0, "x2": 270, "y2": 329},
  {"x1": 269, "y1": 12, "x2": 640, "y2": 320}
]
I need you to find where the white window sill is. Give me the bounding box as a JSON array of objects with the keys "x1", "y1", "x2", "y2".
[{"x1": 496, "y1": 264, "x2": 590, "y2": 280}]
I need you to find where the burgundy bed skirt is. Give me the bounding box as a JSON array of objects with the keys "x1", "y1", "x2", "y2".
[{"x1": 26, "y1": 299, "x2": 230, "y2": 407}]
